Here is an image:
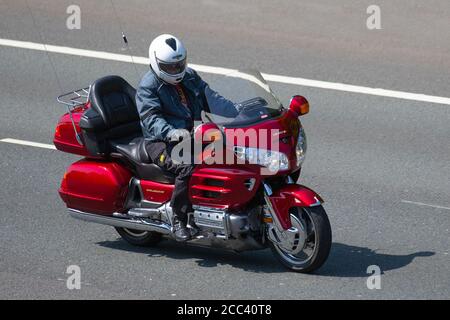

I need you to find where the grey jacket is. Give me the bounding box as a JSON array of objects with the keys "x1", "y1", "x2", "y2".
[{"x1": 136, "y1": 67, "x2": 237, "y2": 142}]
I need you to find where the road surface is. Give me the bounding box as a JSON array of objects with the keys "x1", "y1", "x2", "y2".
[{"x1": 0, "y1": 0, "x2": 449, "y2": 299}]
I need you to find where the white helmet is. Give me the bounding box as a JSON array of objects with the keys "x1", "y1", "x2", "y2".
[{"x1": 149, "y1": 34, "x2": 187, "y2": 85}]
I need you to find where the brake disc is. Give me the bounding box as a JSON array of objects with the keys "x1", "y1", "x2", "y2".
[{"x1": 274, "y1": 214, "x2": 307, "y2": 255}]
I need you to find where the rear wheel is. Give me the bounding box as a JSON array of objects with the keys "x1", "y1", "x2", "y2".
[
  {"x1": 115, "y1": 227, "x2": 162, "y2": 247},
  {"x1": 269, "y1": 205, "x2": 331, "y2": 273}
]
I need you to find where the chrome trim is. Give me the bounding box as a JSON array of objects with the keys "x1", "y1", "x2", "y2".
[
  {"x1": 192, "y1": 205, "x2": 226, "y2": 213},
  {"x1": 263, "y1": 196, "x2": 284, "y2": 234},
  {"x1": 271, "y1": 207, "x2": 317, "y2": 265},
  {"x1": 192, "y1": 205, "x2": 229, "y2": 238},
  {"x1": 267, "y1": 226, "x2": 281, "y2": 243},
  {"x1": 223, "y1": 213, "x2": 231, "y2": 239},
  {"x1": 69, "y1": 208, "x2": 265, "y2": 252},
  {"x1": 262, "y1": 182, "x2": 284, "y2": 232},
  {"x1": 262, "y1": 182, "x2": 273, "y2": 196},
  {"x1": 262, "y1": 181, "x2": 305, "y2": 250},
  {"x1": 68, "y1": 208, "x2": 172, "y2": 235},
  {"x1": 286, "y1": 175, "x2": 295, "y2": 184},
  {"x1": 56, "y1": 87, "x2": 91, "y2": 147},
  {"x1": 57, "y1": 87, "x2": 90, "y2": 107},
  {"x1": 158, "y1": 202, "x2": 173, "y2": 225},
  {"x1": 244, "y1": 178, "x2": 256, "y2": 191},
  {"x1": 127, "y1": 207, "x2": 160, "y2": 218},
  {"x1": 309, "y1": 196, "x2": 322, "y2": 207},
  {"x1": 142, "y1": 200, "x2": 163, "y2": 207}
]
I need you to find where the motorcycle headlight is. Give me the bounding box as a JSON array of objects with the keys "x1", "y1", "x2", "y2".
[
  {"x1": 296, "y1": 126, "x2": 307, "y2": 166},
  {"x1": 234, "y1": 147, "x2": 289, "y2": 172}
]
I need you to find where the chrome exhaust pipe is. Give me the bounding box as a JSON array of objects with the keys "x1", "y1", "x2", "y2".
[{"x1": 68, "y1": 208, "x2": 172, "y2": 235}]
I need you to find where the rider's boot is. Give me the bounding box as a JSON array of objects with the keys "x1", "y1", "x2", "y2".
[{"x1": 173, "y1": 218, "x2": 191, "y2": 242}]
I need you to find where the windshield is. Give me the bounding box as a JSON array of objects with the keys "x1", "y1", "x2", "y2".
[{"x1": 203, "y1": 70, "x2": 284, "y2": 127}]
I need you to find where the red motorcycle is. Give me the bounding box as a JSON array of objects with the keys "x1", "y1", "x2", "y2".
[{"x1": 54, "y1": 70, "x2": 331, "y2": 273}]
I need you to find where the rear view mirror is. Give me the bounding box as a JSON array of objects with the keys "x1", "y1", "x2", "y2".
[{"x1": 289, "y1": 95, "x2": 309, "y2": 116}]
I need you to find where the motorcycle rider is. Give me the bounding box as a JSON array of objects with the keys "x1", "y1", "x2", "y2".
[{"x1": 136, "y1": 34, "x2": 237, "y2": 242}]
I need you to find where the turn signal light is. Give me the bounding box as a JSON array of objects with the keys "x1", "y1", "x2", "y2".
[{"x1": 289, "y1": 95, "x2": 309, "y2": 116}]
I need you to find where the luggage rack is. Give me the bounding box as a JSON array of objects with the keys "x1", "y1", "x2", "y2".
[
  {"x1": 57, "y1": 87, "x2": 90, "y2": 109},
  {"x1": 56, "y1": 86, "x2": 91, "y2": 146}
]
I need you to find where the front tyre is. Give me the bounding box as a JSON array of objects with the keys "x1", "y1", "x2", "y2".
[
  {"x1": 269, "y1": 205, "x2": 331, "y2": 273},
  {"x1": 115, "y1": 227, "x2": 162, "y2": 247}
]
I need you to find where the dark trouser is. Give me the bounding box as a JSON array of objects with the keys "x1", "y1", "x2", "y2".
[{"x1": 145, "y1": 141, "x2": 194, "y2": 224}]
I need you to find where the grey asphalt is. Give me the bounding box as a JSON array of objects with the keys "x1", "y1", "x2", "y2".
[{"x1": 0, "y1": 0, "x2": 449, "y2": 299}]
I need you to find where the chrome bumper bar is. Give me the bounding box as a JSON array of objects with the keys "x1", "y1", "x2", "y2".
[{"x1": 68, "y1": 208, "x2": 172, "y2": 235}]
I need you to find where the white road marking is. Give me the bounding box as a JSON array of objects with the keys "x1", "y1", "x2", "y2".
[
  {"x1": 261, "y1": 74, "x2": 450, "y2": 105},
  {"x1": 0, "y1": 138, "x2": 56, "y2": 150},
  {"x1": 401, "y1": 200, "x2": 450, "y2": 211},
  {"x1": 1, "y1": 38, "x2": 450, "y2": 106}
]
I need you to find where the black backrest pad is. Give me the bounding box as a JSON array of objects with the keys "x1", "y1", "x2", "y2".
[{"x1": 79, "y1": 75, "x2": 142, "y2": 155}]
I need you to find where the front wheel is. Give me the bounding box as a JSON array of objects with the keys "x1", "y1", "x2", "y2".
[
  {"x1": 269, "y1": 205, "x2": 331, "y2": 273},
  {"x1": 115, "y1": 227, "x2": 163, "y2": 247}
]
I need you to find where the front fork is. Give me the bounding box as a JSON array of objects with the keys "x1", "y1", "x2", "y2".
[
  {"x1": 262, "y1": 182, "x2": 301, "y2": 248},
  {"x1": 262, "y1": 179, "x2": 323, "y2": 251}
]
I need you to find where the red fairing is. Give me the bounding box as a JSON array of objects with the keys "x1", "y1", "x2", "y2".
[
  {"x1": 268, "y1": 184, "x2": 323, "y2": 229},
  {"x1": 193, "y1": 122, "x2": 221, "y2": 142},
  {"x1": 189, "y1": 165, "x2": 260, "y2": 210},
  {"x1": 59, "y1": 159, "x2": 132, "y2": 215},
  {"x1": 223, "y1": 110, "x2": 301, "y2": 176},
  {"x1": 53, "y1": 103, "x2": 89, "y2": 156},
  {"x1": 140, "y1": 180, "x2": 174, "y2": 203}
]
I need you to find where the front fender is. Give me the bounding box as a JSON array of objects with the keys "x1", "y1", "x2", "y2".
[{"x1": 268, "y1": 184, "x2": 323, "y2": 229}]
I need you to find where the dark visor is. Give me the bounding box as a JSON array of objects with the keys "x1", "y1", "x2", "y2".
[{"x1": 157, "y1": 57, "x2": 186, "y2": 75}]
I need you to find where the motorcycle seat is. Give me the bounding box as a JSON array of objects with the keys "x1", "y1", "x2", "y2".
[
  {"x1": 111, "y1": 137, "x2": 175, "y2": 184},
  {"x1": 80, "y1": 75, "x2": 174, "y2": 184}
]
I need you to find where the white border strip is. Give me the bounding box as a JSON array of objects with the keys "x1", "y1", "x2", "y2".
[
  {"x1": 1, "y1": 38, "x2": 450, "y2": 106},
  {"x1": 0, "y1": 138, "x2": 56, "y2": 150}
]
